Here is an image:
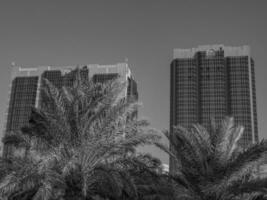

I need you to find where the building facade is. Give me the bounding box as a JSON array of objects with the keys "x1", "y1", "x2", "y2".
[
  {"x1": 2, "y1": 63, "x2": 138, "y2": 158},
  {"x1": 170, "y1": 45, "x2": 258, "y2": 173}
]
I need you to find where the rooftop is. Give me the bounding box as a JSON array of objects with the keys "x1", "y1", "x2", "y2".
[{"x1": 173, "y1": 44, "x2": 250, "y2": 59}]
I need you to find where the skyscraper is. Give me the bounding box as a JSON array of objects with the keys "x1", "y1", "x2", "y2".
[
  {"x1": 2, "y1": 63, "x2": 138, "y2": 158},
  {"x1": 170, "y1": 45, "x2": 258, "y2": 173}
]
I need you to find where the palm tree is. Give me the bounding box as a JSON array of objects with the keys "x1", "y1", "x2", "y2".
[
  {"x1": 0, "y1": 69, "x2": 162, "y2": 200},
  {"x1": 110, "y1": 153, "x2": 176, "y2": 200},
  {"x1": 158, "y1": 117, "x2": 267, "y2": 200}
]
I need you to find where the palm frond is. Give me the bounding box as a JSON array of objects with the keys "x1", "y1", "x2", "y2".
[
  {"x1": 227, "y1": 177, "x2": 267, "y2": 196},
  {"x1": 216, "y1": 117, "x2": 244, "y2": 163},
  {"x1": 2, "y1": 131, "x2": 30, "y2": 149},
  {"x1": 221, "y1": 140, "x2": 267, "y2": 179}
]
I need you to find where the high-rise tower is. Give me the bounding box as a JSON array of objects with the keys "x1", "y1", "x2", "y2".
[
  {"x1": 170, "y1": 45, "x2": 258, "y2": 173},
  {"x1": 2, "y1": 63, "x2": 138, "y2": 158}
]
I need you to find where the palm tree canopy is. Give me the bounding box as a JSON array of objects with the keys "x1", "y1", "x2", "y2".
[
  {"x1": 158, "y1": 117, "x2": 267, "y2": 200},
  {"x1": 0, "y1": 68, "x2": 163, "y2": 200}
]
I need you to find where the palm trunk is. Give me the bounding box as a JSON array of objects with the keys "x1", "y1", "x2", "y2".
[{"x1": 82, "y1": 175, "x2": 87, "y2": 199}]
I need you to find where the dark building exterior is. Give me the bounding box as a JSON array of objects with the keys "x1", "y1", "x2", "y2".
[
  {"x1": 5, "y1": 77, "x2": 39, "y2": 133},
  {"x1": 2, "y1": 63, "x2": 137, "y2": 158},
  {"x1": 170, "y1": 45, "x2": 258, "y2": 173}
]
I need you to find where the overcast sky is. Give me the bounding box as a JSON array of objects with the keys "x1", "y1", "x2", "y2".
[{"x1": 0, "y1": 0, "x2": 267, "y2": 164}]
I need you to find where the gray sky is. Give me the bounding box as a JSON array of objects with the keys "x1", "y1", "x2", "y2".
[{"x1": 0, "y1": 0, "x2": 267, "y2": 164}]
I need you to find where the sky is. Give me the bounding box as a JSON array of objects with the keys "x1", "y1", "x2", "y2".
[{"x1": 0, "y1": 0, "x2": 267, "y2": 164}]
